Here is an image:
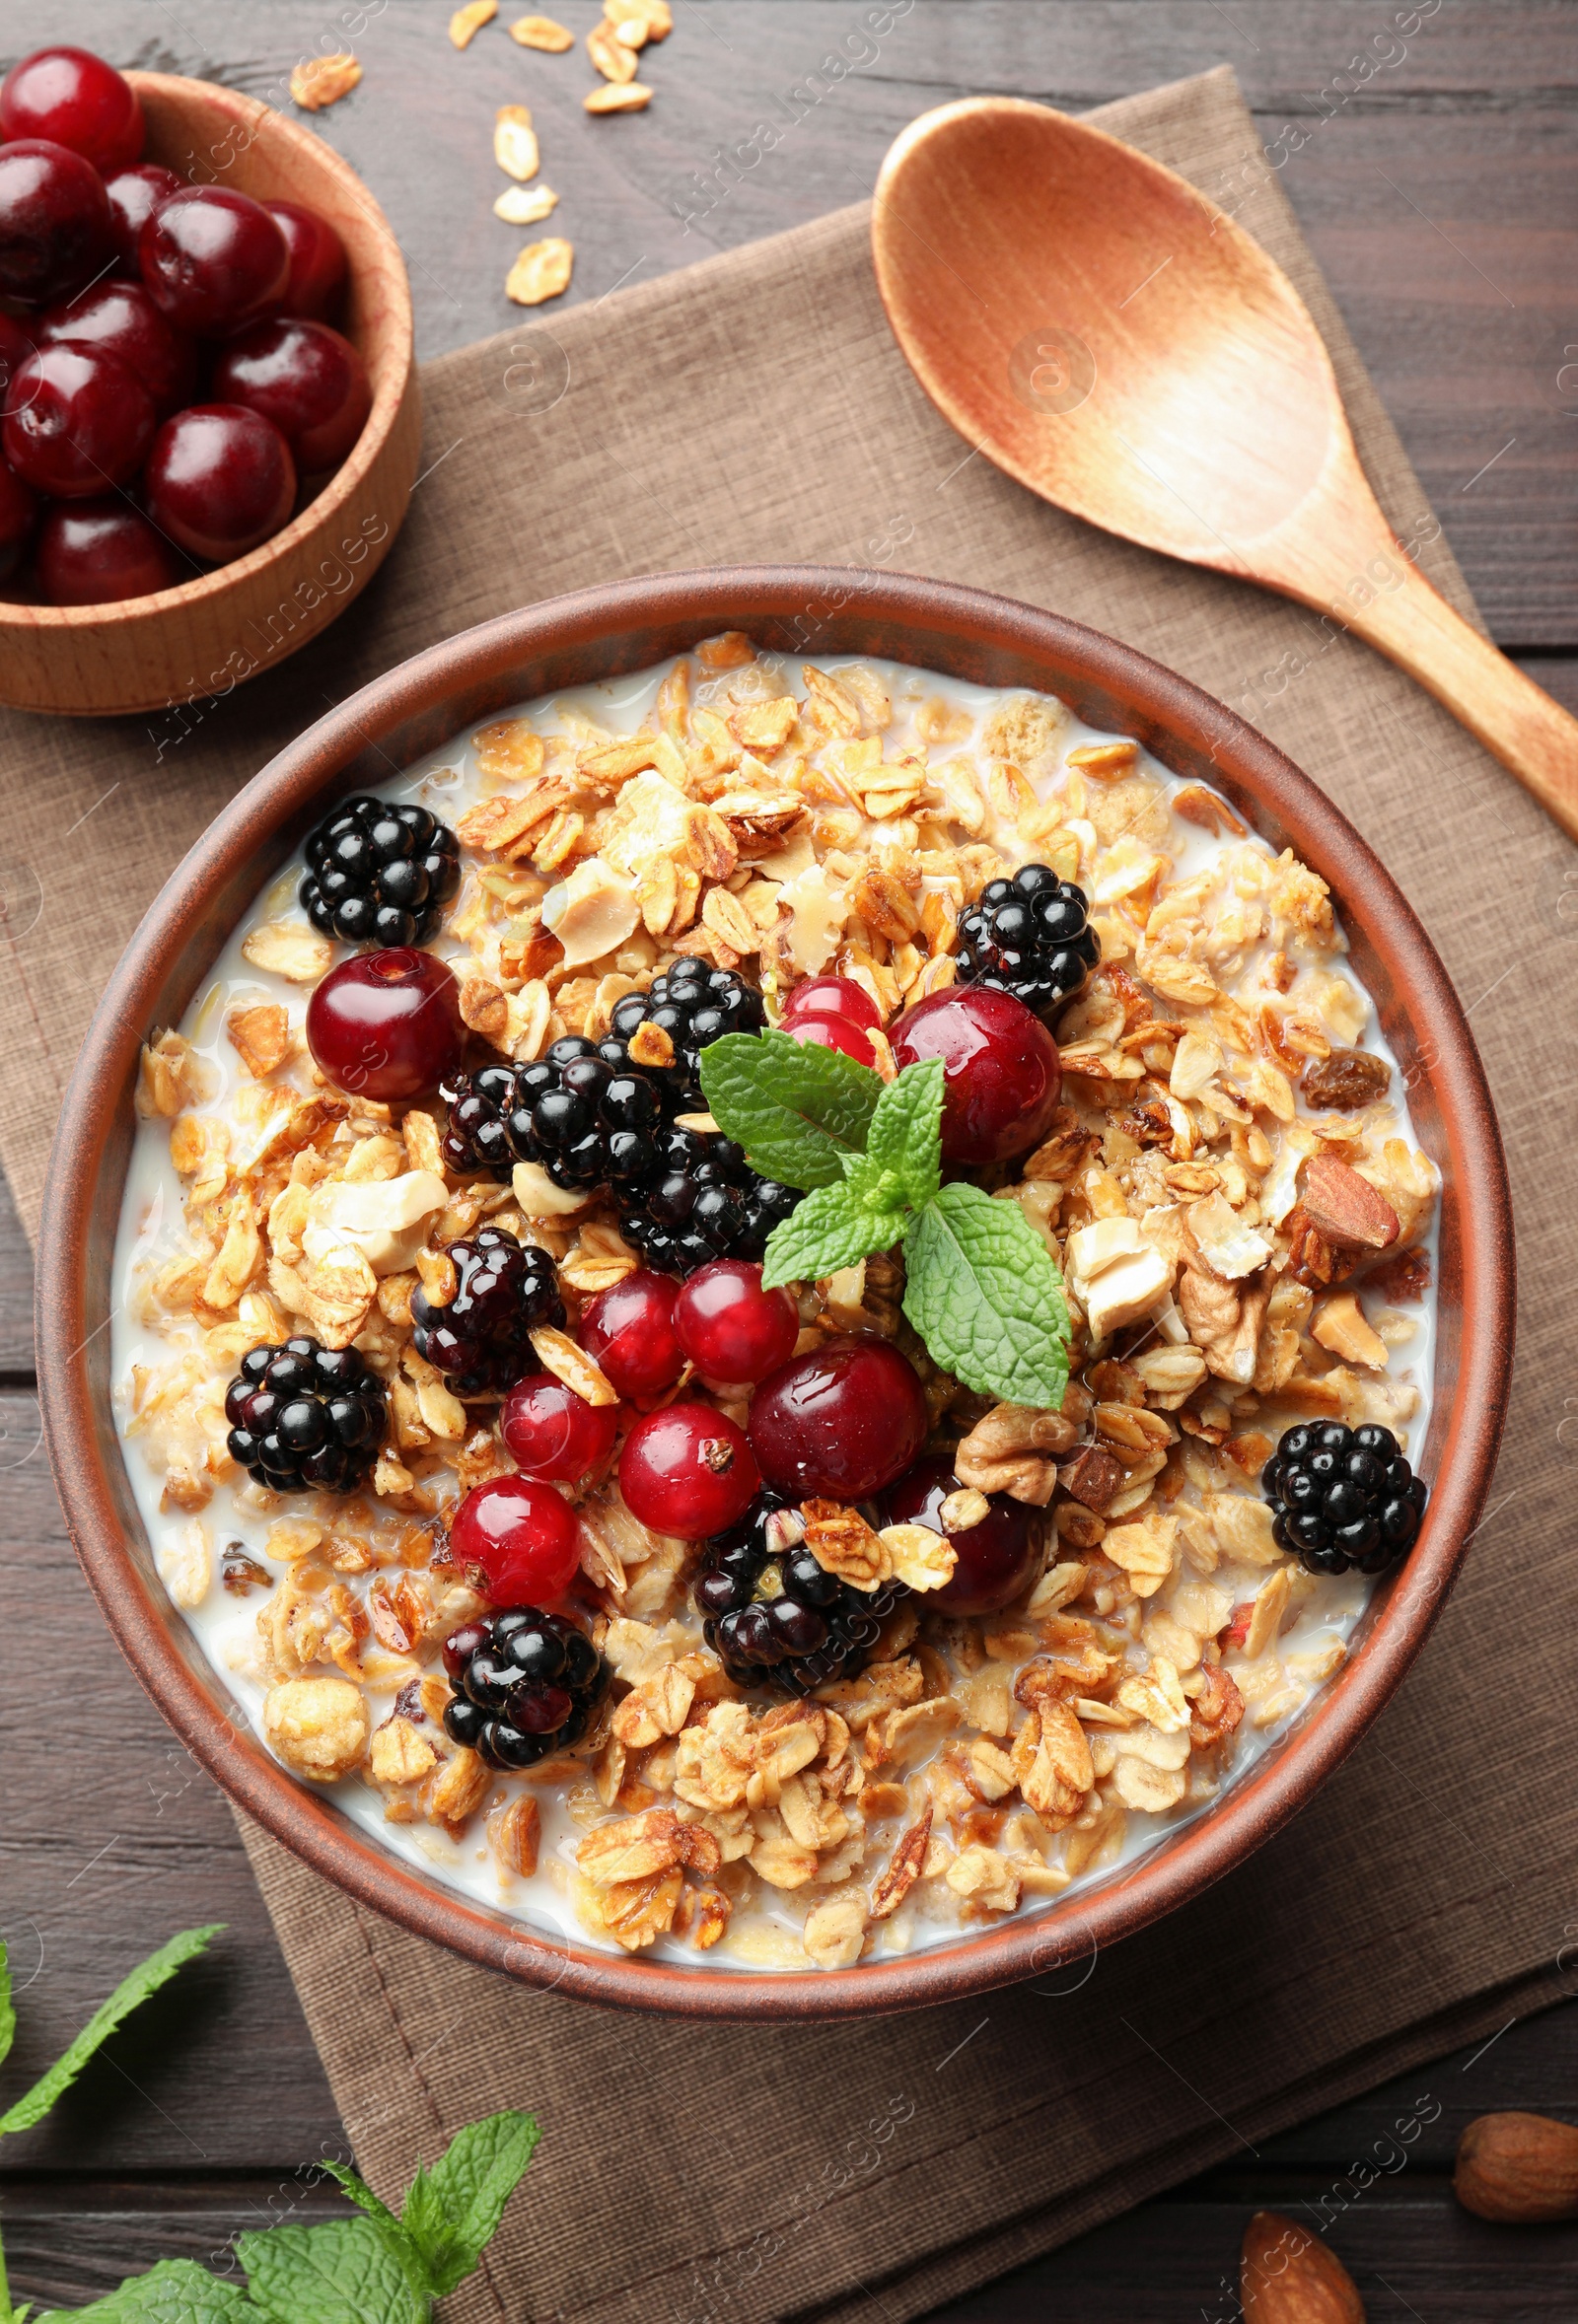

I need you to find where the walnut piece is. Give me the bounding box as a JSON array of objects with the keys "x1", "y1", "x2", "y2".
[{"x1": 954, "y1": 1391, "x2": 1088, "y2": 1505}]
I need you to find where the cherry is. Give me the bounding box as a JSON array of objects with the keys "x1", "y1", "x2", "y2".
[
  {"x1": 39, "y1": 279, "x2": 196, "y2": 415},
  {"x1": 211, "y1": 317, "x2": 370, "y2": 473},
  {"x1": 675, "y1": 1259, "x2": 799, "y2": 1385},
  {"x1": 0, "y1": 317, "x2": 36, "y2": 411},
  {"x1": 139, "y1": 185, "x2": 289, "y2": 337},
  {"x1": 1, "y1": 49, "x2": 145, "y2": 175},
  {"x1": 619, "y1": 1403, "x2": 759, "y2": 1540},
  {"x1": 105, "y1": 163, "x2": 182, "y2": 276},
  {"x1": 450, "y1": 1474, "x2": 580, "y2": 1604},
  {"x1": 143, "y1": 404, "x2": 295, "y2": 562},
  {"x1": 787, "y1": 1014, "x2": 877, "y2": 1070},
  {"x1": 266, "y1": 198, "x2": 348, "y2": 322},
  {"x1": 500, "y1": 1373, "x2": 618, "y2": 1485},
  {"x1": 0, "y1": 458, "x2": 37, "y2": 586},
  {"x1": 889, "y1": 984, "x2": 1062, "y2": 1166},
  {"x1": 0, "y1": 140, "x2": 115, "y2": 305},
  {"x1": 2, "y1": 343, "x2": 154, "y2": 498},
  {"x1": 781, "y1": 975, "x2": 882, "y2": 1032},
  {"x1": 748, "y1": 1336, "x2": 927, "y2": 1502},
  {"x1": 305, "y1": 948, "x2": 464, "y2": 1100},
  {"x1": 884, "y1": 1454, "x2": 1041, "y2": 1615},
  {"x1": 580, "y1": 1270, "x2": 684, "y2": 1403},
  {"x1": 36, "y1": 497, "x2": 182, "y2": 604}
]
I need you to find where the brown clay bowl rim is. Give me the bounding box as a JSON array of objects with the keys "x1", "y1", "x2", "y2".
[
  {"x1": 0, "y1": 70, "x2": 413, "y2": 635},
  {"x1": 37, "y1": 565, "x2": 1514, "y2": 2019}
]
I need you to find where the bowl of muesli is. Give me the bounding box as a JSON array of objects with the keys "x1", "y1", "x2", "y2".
[{"x1": 37, "y1": 566, "x2": 1512, "y2": 2016}]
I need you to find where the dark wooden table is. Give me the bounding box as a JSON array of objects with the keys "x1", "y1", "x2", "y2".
[{"x1": 3, "y1": 3, "x2": 1575, "y2": 2314}]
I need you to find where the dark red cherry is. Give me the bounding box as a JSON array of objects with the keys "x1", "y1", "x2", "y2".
[
  {"x1": 143, "y1": 404, "x2": 295, "y2": 561},
  {"x1": 306, "y1": 948, "x2": 464, "y2": 1100},
  {"x1": 2, "y1": 343, "x2": 154, "y2": 498},
  {"x1": 450, "y1": 1475, "x2": 580, "y2": 1603},
  {"x1": 674, "y1": 1260, "x2": 800, "y2": 1385},
  {"x1": 1, "y1": 48, "x2": 145, "y2": 174},
  {"x1": 748, "y1": 1336, "x2": 927, "y2": 1503},
  {"x1": 265, "y1": 198, "x2": 348, "y2": 322},
  {"x1": 884, "y1": 1454, "x2": 1041, "y2": 1616},
  {"x1": 500, "y1": 1374, "x2": 619, "y2": 1485},
  {"x1": 889, "y1": 985, "x2": 1062, "y2": 1166},
  {"x1": 211, "y1": 317, "x2": 370, "y2": 472},
  {"x1": 0, "y1": 457, "x2": 37, "y2": 586},
  {"x1": 139, "y1": 185, "x2": 289, "y2": 336},
  {"x1": 0, "y1": 316, "x2": 37, "y2": 411},
  {"x1": 39, "y1": 278, "x2": 196, "y2": 415},
  {"x1": 0, "y1": 139, "x2": 115, "y2": 304},
  {"x1": 619, "y1": 1402, "x2": 759, "y2": 1540},
  {"x1": 781, "y1": 974, "x2": 882, "y2": 1031},
  {"x1": 105, "y1": 163, "x2": 183, "y2": 275},
  {"x1": 580, "y1": 1270, "x2": 683, "y2": 1403},
  {"x1": 787, "y1": 1013, "x2": 877, "y2": 1070},
  {"x1": 36, "y1": 497, "x2": 183, "y2": 604}
]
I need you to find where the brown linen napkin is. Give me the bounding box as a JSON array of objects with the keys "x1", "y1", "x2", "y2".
[{"x1": 5, "y1": 62, "x2": 1576, "y2": 2324}]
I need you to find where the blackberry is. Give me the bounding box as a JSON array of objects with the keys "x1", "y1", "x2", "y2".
[
  {"x1": 441, "y1": 1608, "x2": 608, "y2": 1769},
  {"x1": 1262, "y1": 1421, "x2": 1427, "y2": 1577},
  {"x1": 955, "y1": 863, "x2": 1100, "y2": 1019},
  {"x1": 225, "y1": 1335, "x2": 385, "y2": 1495},
  {"x1": 301, "y1": 794, "x2": 461, "y2": 948},
  {"x1": 609, "y1": 959, "x2": 765, "y2": 1109},
  {"x1": 692, "y1": 1492, "x2": 904, "y2": 1697},
  {"x1": 441, "y1": 1037, "x2": 668, "y2": 1192},
  {"x1": 410, "y1": 1226, "x2": 564, "y2": 1397},
  {"x1": 620, "y1": 1123, "x2": 799, "y2": 1276}
]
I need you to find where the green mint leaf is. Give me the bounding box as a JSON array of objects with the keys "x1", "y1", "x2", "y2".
[
  {"x1": 35, "y1": 2258, "x2": 253, "y2": 2320},
  {"x1": 235, "y1": 2218, "x2": 427, "y2": 2324},
  {"x1": 0, "y1": 1935, "x2": 15, "y2": 2073},
  {"x1": 399, "y1": 2110, "x2": 541, "y2": 2297},
  {"x1": 759, "y1": 1181, "x2": 905, "y2": 1292},
  {"x1": 902, "y1": 1183, "x2": 1069, "y2": 1410},
  {"x1": 698, "y1": 1030, "x2": 881, "y2": 1191},
  {"x1": 320, "y1": 2160, "x2": 403, "y2": 2239},
  {"x1": 0, "y1": 1926, "x2": 222, "y2": 2138},
  {"x1": 843, "y1": 1059, "x2": 943, "y2": 1214}
]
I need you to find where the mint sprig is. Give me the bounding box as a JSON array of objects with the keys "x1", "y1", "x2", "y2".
[{"x1": 704, "y1": 1037, "x2": 1070, "y2": 1410}]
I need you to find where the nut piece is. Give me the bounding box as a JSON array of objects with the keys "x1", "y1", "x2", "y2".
[
  {"x1": 1065, "y1": 1217, "x2": 1176, "y2": 1342},
  {"x1": 955, "y1": 1395, "x2": 1087, "y2": 1506},
  {"x1": 1455, "y1": 2111, "x2": 1578, "y2": 2223},
  {"x1": 263, "y1": 1678, "x2": 369, "y2": 1782},
  {"x1": 291, "y1": 52, "x2": 361, "y2": 107},
  {"x1": 1241, "y1": 2213, "x2": 1363, "y2": 2323},
  {"x1": 227, "y1": 1004, "x2": 292, "y2": 1081},
  {"x1": 507, "y1": 236, "x2": 573, "y2": 306},
  {"x1": 1300, "y1": 1153, "x2": 1400, "y2": 1252}
]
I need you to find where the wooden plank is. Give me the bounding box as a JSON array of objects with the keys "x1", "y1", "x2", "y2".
[
  {"x1": 0, "y1": 1166, "x2": 35, "y2": 1377},
  {"x1": 3, "y1": 2180, "x2": 353, "y2": 2315}
]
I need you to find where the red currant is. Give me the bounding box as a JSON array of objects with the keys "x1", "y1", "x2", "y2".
[
  {"x1": 305, "y1": 948, "x2": 464, "y2": 1100},
  {"x1": 265, "y1": 198, "x2": 348, "y2": 322},
  {"x1": 0, "y1": 140, "x2": 114, "y2": 305},
  {"x1": 787, "y1": 1014, "x2": 877, "y2": 1069},
  {"x1": 884, "y1": 1454, "x2": 1041, "y2": 1615},
  {"x1": 39, "y1": 279, "x2": 196, "y2": 416},
  {"x1": 500, "y1": 1374, "x2": 618, "y2": 1484},
  {"x1": 748, "y1": 1336, "x2": 927, "y2": 1502},
  {"x1": 889, "y1": 985, "x2": 1062, "y2": 1166},
  {"x1": 0, "y1": 49, "x2": 144, "y2": 174},
  {"x1": 675, "y1": 1260, "x2": 799, "y2": 1385},
  {"x1": 580, "y1": 1270, "x2": 683, "y2": 1402},
  {"x1": 212, "y1": 317, "x2": 370, "y2": 473},
  {"x1": 139, "y1": 185, "x2": 289, "y2": 337},
  {"x1": 0, "y1": 457, "x2": 37, "y2": 586},
  {"x1": 105, "y1": 163, "x2": 182, "y2": 276},
  {"x1": 619, "y1": 1403, "x2": 759, "y2": 1540},
  {"x1": 143, "y1": 404, "x2": 296, "y2": 562},
  {"x1": 450, "y1": 1474, "x2": 580, "y2": 1604},
  {"x1": 781, "y1": 974, "x2": 881, "y2": 1031},
  {"x1": 36, "y1": 497, "x2": 181, "y2": 605},
  {"x1": 2, "y1": 343, "x2": 155, "y2": 499}
]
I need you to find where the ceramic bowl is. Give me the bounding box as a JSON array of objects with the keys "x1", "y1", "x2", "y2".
[
  {"x1": 36, "y1": 566, "x2": 1514, "y2": 2017},
  {"x1": 0, "y1": 70, "x2": 420, "y2": 718}
]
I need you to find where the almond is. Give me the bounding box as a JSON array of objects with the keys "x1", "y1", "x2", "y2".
[
  {"x1": 1299, "y1": 1153, "x2": 1399, "y2": 1251},
  {"x1": 1241, "y1": 2212, "x2": 1364, "y2": 2323},
  {"x1": 1454, "y1": 2110, "x2": 1578, "y2": 2222}
]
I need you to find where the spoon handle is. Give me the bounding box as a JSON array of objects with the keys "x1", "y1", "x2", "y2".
[{"x1": 1342, "y1": 559, "x2": 1578, "y2": 843}]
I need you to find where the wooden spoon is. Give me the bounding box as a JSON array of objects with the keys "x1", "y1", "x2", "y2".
[{"x1": 872, "y1": 97, "x2": 1578, "y2": 840}]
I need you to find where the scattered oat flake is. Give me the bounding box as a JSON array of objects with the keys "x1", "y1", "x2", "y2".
[
  {"x1": 620, "y1": 0, "x2": 672, "y2": 33},
  {"x1": 451, "y1": 0, "x2": 498, "y2": 45},
  {"x1": 506, "y1": 237, "x2": 573, "y2": 305},
  {"x1": 588, "y1": 20, "x2": 639, "y2": 80},
  {"x1": 611, "y1": 14, "x2": 650, "y2": 48},
  {"x1": 584, "y1": 81, "x2": 651, "y2": 112},
  {"x1": 494, "y1": 105, "x2": 540, "y2": 180},
  {"x1": 510, "y1": 12, "x2": 574, "y2": 46},
  {"x1": 291, "y1": 52, "x2": 361, "y2": 109},
  {"x1": 494, "y1": 182, "x2": 559, "y2": 224}
]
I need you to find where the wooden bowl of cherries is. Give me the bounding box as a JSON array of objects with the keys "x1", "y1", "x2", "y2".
[{"x1": 0, "y1": 46, "x2": 420, "y2": 717}]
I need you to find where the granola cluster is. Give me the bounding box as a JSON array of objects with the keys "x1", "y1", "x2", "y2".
[{"x1": 115, "y1": 635, "x2": 1437, "y2": 1970}]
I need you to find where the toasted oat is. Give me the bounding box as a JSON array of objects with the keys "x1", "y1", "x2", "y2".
[
  {"x1": 509, "y1": 11, "x2": 574, "y2": 45},
  {"x1": 494, "y1": 104, "x2": 540, "y2": 181},
  {"x1": 264, "y1": 1677, "x2": 369, "y2": 1781},
  {"x1": 290, "y1": 51, "x2": 360, "y2": 108},
  {"x1": 616, "y1": 0, "x2": 672, "y2": 32},
  {"x1": 241, "y1": 921, "x2": 333, "y2": 984},
  {"x1": 530, "y1": 1326, "x2": 619, "y2": 1406},
  {"x1": 507, "y1": 235, "x2": 572, "y2": 304},
  {"x1": 802, "y1": 1891, "x2": 868, "y2": 1968},
  {"x1": 452, "y1": 0, "x2": 497, "y2": 39},
  {"x1": 494, "y1": 183, "x2": 560, "y2": 224},
  {"x1": 227, "y1": 1004, "x2": 292, "y2": 1080},
  {"x1": 584, "y1": 80, "x2": 651, "y2": 110},
  {"x1": 587, "y1": 19, "x2": 639, "y2": 79}
]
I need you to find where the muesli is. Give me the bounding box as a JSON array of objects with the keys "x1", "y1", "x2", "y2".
[{"x1": 112, "y1": 638, "x2": 1438, "y2": 1971}]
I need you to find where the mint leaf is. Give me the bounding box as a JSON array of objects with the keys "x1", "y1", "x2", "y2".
[
  {"x1": 235, "y1": 2218, "x2": 427, "y2": 2324},
  {"x1": 698, "y1": 1030, "x2": 881, "y2": 1190},
  {"x1": 399, "y1": 2110, "x2": 540, "y2": 2296},
  {"x1": 36, "y1": 2259, "x2": 253, "y2": 2320},
  {"x1": 320, "y1": 2160, "x2": 403, "y2": 2239},
  {"x1": 843, "y1": 1059, "x2": 943, "y2": 1215},
  {"x1": 0, "y1": 1926, "x2": 221, "y2": 2137},
  {"x1": 0, "y1": 1934, "x2": 15, "y2": 2072},
  {"x1": 759, "y1": 1181, "x2": 904, "y2": 1292},
  {"x1": 902, "y1": 1183, "x2": 1069, "y2": 1409}
]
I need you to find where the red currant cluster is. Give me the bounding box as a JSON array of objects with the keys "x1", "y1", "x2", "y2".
[{"x1": 0, "y1": 45, "x2": 369, "y2": 605}]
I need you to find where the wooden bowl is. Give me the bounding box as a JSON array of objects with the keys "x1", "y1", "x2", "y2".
[
  {"x1": 36, "y1": 568, "x2": 1515, "y2": 2018},
  {"x1": 0, "y1": 71, "x2": 420, "y2": 718}
]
